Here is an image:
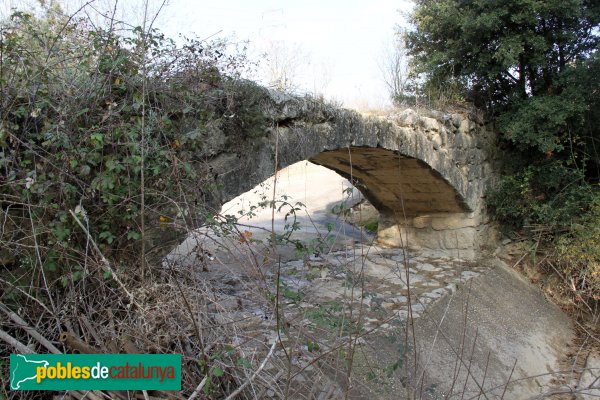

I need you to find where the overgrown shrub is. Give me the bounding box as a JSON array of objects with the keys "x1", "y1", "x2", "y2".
[
  {"x1": 556, "y1": 198, "x2": 600, "y2": 301},
  {"x1": 0, "y1": 8, "x2": 260, "y2": 296},
  {"x1": 486, "y1": 161, "x2": 596, "y2": 231},
  {"x1": 0, "y1": 7, "x2": 283, "y2": 398}
]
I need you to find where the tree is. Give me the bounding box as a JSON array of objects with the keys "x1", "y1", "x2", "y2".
[
  {"x1": 406, "y1": 0, "x2": 599, "y2": 172},
  {"x1": 407, "y1": 0, "x2": 599, "y2": 106},
  {"x1": 378, "y1": 32, "x2": 414, "y2": 105},
  {"x1": 262, "y1": 41, "x2": 308, "y2": 92}
]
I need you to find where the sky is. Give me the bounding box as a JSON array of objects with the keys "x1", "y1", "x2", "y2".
[
  {"x1": 157, "y1": 0, "x2": 414, "y2": 108},
  {"x1": 2, "y1": 0, "x2": 414, "y2": 108}
]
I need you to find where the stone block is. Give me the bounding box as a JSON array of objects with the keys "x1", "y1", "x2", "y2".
[
  {"x1": 396, "y1": 109, "x2": 418, "y2": 126},
  {"x1": 458, "y1": 118, "x2": 473, "y2": 135},
  {"x1": 421, "y1": 117, "x2": 440, "y2": 131},
  {"x1": 413, "y1": 215, "x2": 432, "y2": 229},
  {"x1": 431, "y1": 214, "x2": 476, "y2": 230},
  {"x1": 450, "y1": 113, "x2": 462, "y2": 128},
  {"x1": 441, "y1": 227, "x2": 477, "y2": 249},
  {"x1": 432, "y1": 133, "x2": 443, "y2": 150}
]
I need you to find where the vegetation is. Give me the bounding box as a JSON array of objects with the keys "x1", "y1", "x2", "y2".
[
  {"x1": 0, "y1": 5, "x2": 280, "y2": 399},
  {"x1": 3, "y1": 1, "x2": 599, "y2": 398},
  {"x1": 406, "y1": 0, "x2": 600, "y2": 302},
  {"x1": 0, "y1": 7, "x2": 261, "y2": 282}
]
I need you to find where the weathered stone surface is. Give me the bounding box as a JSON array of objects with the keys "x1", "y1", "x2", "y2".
[
  {"x1": 195, "y1": 87, "x2": 500, "y2": 258},
  {"x1": 420, "y1": 116, "x2": 440, "y2": 131},
  {"x1": 431, "y1": 213, "x2": 481, "y2": 230},
  {"x1": 579, "y1": 354, "x2": 600, "y2": 398},
  {"x1": 413, "y1": 215, "x2": 431, "y2": 229}
]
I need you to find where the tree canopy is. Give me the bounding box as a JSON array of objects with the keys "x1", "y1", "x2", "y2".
[
  {"x1": 406, "y1": 0, "x2": 599, "y2": 176},
  {"x1": 407, "y1": 0, "x2": 599, "y2": 104}
]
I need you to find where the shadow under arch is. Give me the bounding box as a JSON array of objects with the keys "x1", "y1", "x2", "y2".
[{"x1": 309, "y1": 147, "x2": 470, "y2": 217}]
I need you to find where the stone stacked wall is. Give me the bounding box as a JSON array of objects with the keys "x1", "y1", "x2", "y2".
[{"x1": 202, "y1": 88, "x2": 501, "y2": 259}]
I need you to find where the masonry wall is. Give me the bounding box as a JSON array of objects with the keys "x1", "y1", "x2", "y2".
[{"x1": 203, "y1": 88, "x2": 502, "y2": 259}]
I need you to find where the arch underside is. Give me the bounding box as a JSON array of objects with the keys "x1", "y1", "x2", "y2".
[{"x1": 309, "y1": 147, "x2": 470, "y2": 217}]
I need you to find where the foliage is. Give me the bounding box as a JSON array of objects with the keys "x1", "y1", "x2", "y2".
[
  {"x1": 406, "y1": 0, "x2": 599, "y2": 168},
  {"x1": 362, "y1": 220, "x2": 379, "y2": 233},
  {"x1": 378, "y1": 32, "x2": 418, "y2": 106},
  {"x1": 556, "y1": 198, "x2": 600, "y2": 301},
  {"x1": 486, "y1": 161, "x2": 595, "y2": 229},
  {"x1": 406, "y1": 0, "x2": 600, "y2": 302},
  {"x1": 407, "y1": 0, "x2": 599, "y2": 104},
  {"x1": 0, "y1": 8, "x2": 260, "y2": 292}
]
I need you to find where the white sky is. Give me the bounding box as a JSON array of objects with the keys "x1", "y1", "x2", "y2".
[
  {"x1": 157, "y1": 0, "x2": 414, "y2": 108},
  {"x1": 2, "y1": 0, "x2": 414, "y2": 108}
]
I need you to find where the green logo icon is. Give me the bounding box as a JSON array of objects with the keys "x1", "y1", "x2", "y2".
[
  {"x1": 10, "y1": 354, "x2": 181, "y2": 391},
  {"x1": 11, "y1": 354, "x2": 49, "y2": 390}
]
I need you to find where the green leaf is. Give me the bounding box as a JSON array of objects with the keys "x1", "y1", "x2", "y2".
[
  {"x1": 127, "y1": 231, "x2": 141, "y2": 240},
  {"x1": 53, "y1": 225, "x2": 71, "y2": 242},
  {"x1": 203, "y1": 376, "x2": 212, "y2": 395},
  {"x1": 307, "y1": 341, "x2": 320, "y2": 352},
  {"x1": 99, "y1": 231, "x2": 115, "y2": 244},
  {"x1": 236, "y1": 358, "x2": 252, "y2": 369},
  {"x1": 223, "y1": 345, "x2": 235, "y2": 354},
  {"x1": 282, "y1": 288, "x2": 303, "y2": 302},
  {"x1": 210, "y1": 367, "x2": 224, "y2": 377}
]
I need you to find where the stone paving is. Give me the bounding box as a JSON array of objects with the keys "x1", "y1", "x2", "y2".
[
  {"x1": 168, "y1": 231, "x2": 490, "y2": 341},
  {"x1": 271, "y1": 243, "x2": 488, "y2": 334}
]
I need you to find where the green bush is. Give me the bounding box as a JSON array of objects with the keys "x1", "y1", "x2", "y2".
[
  {"x1": 556, "y1": 198, "x2": 600, "y2": 301},
  {"x1": 487, "y1": 161, "x2": 600, "y2": 303},
  {"x1": 486, "y1": 161, "x2": 595, "y2": 231},
  {"x1": 0, "y1": 9, "x2": 257, "y2": 289}
]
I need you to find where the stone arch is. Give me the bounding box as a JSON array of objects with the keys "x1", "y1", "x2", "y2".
[
  {"x1": 207, "y1": 91, "x2": 498, "y2": 257},
  {"x1": 309, "y1": 147, "x2": 469, "y2": 216}
]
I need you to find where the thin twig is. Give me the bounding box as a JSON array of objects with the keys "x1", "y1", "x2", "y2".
[
  {"x1": 224, "y1": 341, "x2": 277, "y2": 400},
  {"x1": 69, "y1": 210, "x2": 137, "y2": 306},
  {"x1": 187, "y1": 375, "x2": 209, "y2": 400},
  {"x1": 477, "y1": 351, "x2": 491, "y2": 400},
  {"x1": 0, "y1": 329, "x2": 34, "y2": 354},
  {"x1": 500, "y1": 359, "x2": 518, "y2": 399},
  {"x1": 0, "y1": 277, "x2": 53, "y2": 315},
  {"x1": 0, "y1": 303, "x2": 61, "y2": 354}
]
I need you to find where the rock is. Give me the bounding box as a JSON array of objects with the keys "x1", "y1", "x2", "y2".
[
  {"x1": 410, "y1": 303, "x2": 425, "y2": 313},
  {"x1": 431, "y1": 214, "x2": 479, "y2": 230},
  {"x1": 460, "y1": 270, "x2": 480, "y2": 279},
  {"x1": 432, "y1": 133, "x2": 443, "y2": 150},
  {"x1": 389, "y1": 296, "x2": 408, "y2": 304},
  {"x1": 413, "y1": 216, "x2": 431, "y2": 229},
  {"x1": 458, "y1": 118, "x2": 472, "y2": 134},
  {"x1": 425, "y1": 288, "x2": 447, "y2": 300},
  {"x1": 451, "y1": 113, "x2": 462, "y2": 128},
  {"x1": 416, "y1": 263, "x2": 441, "y2": 272},
  {"x1": 579, "y1": 354, "x2": 600, "y2": 398},
  {"x1": 421, "y1": 117, "x2": 440, "y2": 131},
  {"x1": 441, "y1": 228, "x2": 477, "y2": 250}
]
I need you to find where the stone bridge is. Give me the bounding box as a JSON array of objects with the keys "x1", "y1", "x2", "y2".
[{"x1": 203, "y1": 89, "x2": 500, "y2": 259}]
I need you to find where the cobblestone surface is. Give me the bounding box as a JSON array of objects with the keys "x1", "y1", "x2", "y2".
[{"x1": 271, "y1": 243, "x2": 487, "y2": 334}]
